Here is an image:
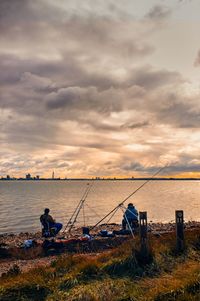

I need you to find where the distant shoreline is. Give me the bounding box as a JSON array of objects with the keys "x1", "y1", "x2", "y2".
[{"x1": 1, "y1": 178, "x2": 200, "y2": 181}]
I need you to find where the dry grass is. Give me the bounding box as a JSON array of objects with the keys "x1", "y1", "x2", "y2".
[
  {"x1": 0, "y1": 228, "x2": 199, "y2": 301},
  {"x1": 140, "y1": 260, "x2": 200, "y2": 300}
]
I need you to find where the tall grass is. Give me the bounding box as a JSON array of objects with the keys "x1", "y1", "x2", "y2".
[{"x1": 0, "y1": 229, "x2": 199, "y2": 301}]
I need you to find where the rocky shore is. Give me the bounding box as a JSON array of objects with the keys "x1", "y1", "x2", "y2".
[
  {"x1": 1, "y1": 221, "x2": 200, "y2": 247},
  {"x1": 0, "y1": 221, "x2": 199, "y2": 277}
]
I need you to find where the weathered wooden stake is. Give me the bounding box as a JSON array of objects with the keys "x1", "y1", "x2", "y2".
[
  {"x1": 175, "y1": 210, "x2": 185, "y2": 252},
  {"x1": 139, "y1": 211, "x2": 148, "y2": 257}
]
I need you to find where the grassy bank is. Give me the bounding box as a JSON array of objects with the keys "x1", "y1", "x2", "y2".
[{"x1": 0, "y1": 229, "x2": 199, "y2": 301}]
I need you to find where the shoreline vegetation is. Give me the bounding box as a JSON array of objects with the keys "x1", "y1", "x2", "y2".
[{"x1": 0, "y1": 222, "x2": 200, "y2": 300}]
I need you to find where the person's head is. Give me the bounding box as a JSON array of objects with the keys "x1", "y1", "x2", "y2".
[
  {"x1": 128, "y1": 203, "x2": 134, "y2": 208},
  {"x1": 44, "y1": 208, "x2": 50, "y2": 214}
]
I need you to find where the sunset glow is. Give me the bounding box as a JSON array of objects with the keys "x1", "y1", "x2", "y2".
[{"x1": 1, "y1": 0, "x2": 200, "y2": 178}]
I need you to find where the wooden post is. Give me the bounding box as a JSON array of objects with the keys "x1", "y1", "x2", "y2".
[
  {"x1": 139, "y1": 211, "x2": 148, "y2": 257},
  {"x1": 175, "y1": 210, "x2": 185, "y2": 252}
]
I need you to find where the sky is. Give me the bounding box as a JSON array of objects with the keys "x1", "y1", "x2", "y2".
[{"x1": 0, "y1": 0, "x2": 200, "y2": 178}]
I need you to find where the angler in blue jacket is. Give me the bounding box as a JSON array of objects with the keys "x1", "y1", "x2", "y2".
[{"x1": 122, "y1": 203, "x2": 138, "y2": 230}]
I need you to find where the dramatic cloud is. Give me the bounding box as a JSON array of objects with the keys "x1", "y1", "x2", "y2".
[
  {"x1": 0, "y1": 0, "x2": 200, "y2": 178},
  {"x1": 145, "y1": 5, "x2": 171, "y2": 21}
]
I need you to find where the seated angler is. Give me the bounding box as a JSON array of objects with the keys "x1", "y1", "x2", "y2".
[
  {"x1": 122, "y1": 203, "x2": 139, "y2": 230},
  {"x1": 40, "y1": 208, "x2": 63, "y2": 237}
]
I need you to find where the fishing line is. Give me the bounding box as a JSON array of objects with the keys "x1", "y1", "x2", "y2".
[
  {"x1": 63, "y1": 184, "x2": 90, "y2": 232},
  {"x1": 91, "y1": 165, "x2": 167, "y2": 230},
  {"x1": 82, "y1": 202, "x2": 86, "y2": 227},
  {"x1": 120, "y1": 205, "x2": 135, "y2": 238},
  {"x1": 64, "y1": 182, "x2": 93, "y2": 233},
  {"x1": 106, "y1": 206, "x2": 120, "y2": 224},
  {"x1": 84, "y1": 203, "x2": 102, "y2": 220},
  {"x1": 67, "y1": 183, "x2": 93, "y2": 233}
]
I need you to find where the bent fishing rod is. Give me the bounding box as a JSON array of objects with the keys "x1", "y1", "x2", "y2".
[{"x1": 91, "y1": 165, "x2": 166, "y2": 230}]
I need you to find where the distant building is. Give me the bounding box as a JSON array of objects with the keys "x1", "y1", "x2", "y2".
[
  {"x1": 52, "y1": 171, "x2": 54, "y2": 179},
  {"x1": 6, "y1": 175, "x2": 10, "y2": 180},
  {"x1": 26, "y1": 173, "x2": 31, "y2": 180}
]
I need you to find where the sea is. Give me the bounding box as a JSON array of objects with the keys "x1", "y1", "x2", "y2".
[{"x1": 0, "y1": 180, "x2": 200, "y2": 234}]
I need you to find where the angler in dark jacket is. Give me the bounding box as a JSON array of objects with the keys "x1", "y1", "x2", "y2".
[
  {"x1": 122, "y1": 203, "x2": 138, "y2": 230},
  {"x1": 40, "y1": 208, "x2": 62, "y2": 236}
]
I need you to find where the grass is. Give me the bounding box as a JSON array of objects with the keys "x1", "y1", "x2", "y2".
[{"x1": 0, "y1": 229, "x2": 199, "y2": 301}]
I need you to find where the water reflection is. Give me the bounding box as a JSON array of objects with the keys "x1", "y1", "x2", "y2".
[{"x1": 0, "y1": 180, "x2": 200, "y2": 234}]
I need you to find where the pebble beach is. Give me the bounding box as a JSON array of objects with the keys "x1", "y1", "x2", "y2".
[{"x1": 1, "y1": 221, "x2": 200, "y2": 277}]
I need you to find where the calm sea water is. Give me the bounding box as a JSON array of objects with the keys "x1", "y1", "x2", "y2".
[{"x1": 0, "y1": 180, "x2": 200, "y2": 234}]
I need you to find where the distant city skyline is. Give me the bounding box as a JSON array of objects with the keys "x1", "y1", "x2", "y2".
[
  {"x1": 1, "y1": 172, "x2": 200, "y2": 181},
  {"x1": 1, "y1": 0, "x2": 200, "y2": 178}
]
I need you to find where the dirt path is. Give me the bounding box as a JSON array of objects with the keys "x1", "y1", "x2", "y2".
[{"x1": 0, "y1": 256, "x2": 57, "y2": 277}]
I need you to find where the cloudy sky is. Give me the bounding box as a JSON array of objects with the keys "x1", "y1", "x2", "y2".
[{"x1": 0, "y1": 0, "x2": 200, "y2": 178}]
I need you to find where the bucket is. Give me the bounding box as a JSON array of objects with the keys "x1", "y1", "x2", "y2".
[{"x1": 82, "y1": 227, "x2": 90, "y2": 235}]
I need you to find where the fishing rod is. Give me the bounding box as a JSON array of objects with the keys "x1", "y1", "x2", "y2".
[
  {"x1": 91, "y1": 165, "x2": 166, "y2": 230},
  {"x1": 63, "y1": 183, "x2": 92, "y2": 233},
  {"x1": 65, "y1": 182, "x2": 93, "y2": 234},
  {"x1": 68, "y1": 183, "x2": 92, "y2": 233},
  {"x1": 63, "y1": 183, "x2": 90, "y2": 232}
]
